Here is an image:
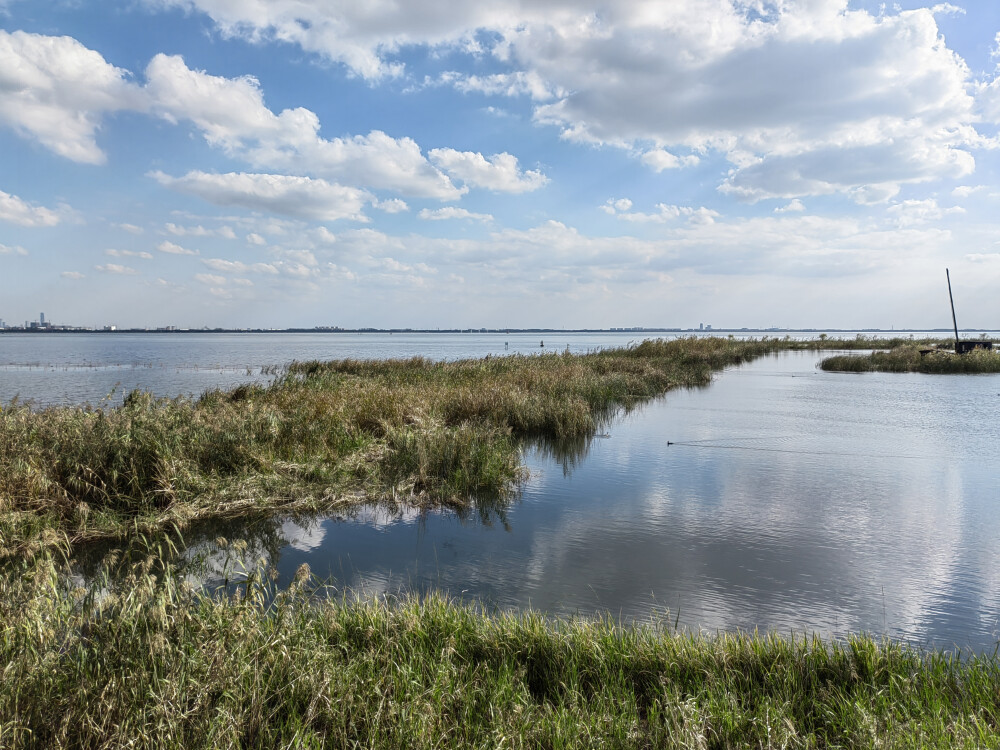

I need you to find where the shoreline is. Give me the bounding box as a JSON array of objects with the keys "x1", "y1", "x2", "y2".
[
  {"x1": 2, "y1": 336, "x2": 937, "y2": 558},
  {"x1": 4, "y1": 336, "x2": 999, "y2": 747},
  {"x1": 4, "y1": 550, "x2": 999, "y2": 748},
  {"x1": 1, "y1": 326, "x2": 995, "y2": 335}
]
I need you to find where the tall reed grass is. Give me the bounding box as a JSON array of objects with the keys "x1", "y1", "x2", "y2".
[
  {"x1": 0, "y1": 337, "x2": 935, "y2": 556},
  {"x1": 2, "y1": 550, "x2": 998, "y2": 749},
  {"x1": 821, "y1": 344, "x2": 1000, "y2": 373}
]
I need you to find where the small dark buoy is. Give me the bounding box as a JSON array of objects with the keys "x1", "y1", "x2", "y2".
[{"x1": 540, "y1": 340, "x2": 544, "y2": 347}]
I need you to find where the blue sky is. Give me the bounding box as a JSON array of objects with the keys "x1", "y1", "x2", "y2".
[{"x1": 2, "y1": 0, "x2": 999, "y2": 329}]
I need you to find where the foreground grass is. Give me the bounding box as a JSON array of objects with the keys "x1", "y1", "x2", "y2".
[
  {"x1": 2, "y1": 551, "x2": 999, "y2": 749},
  {"x1": 821, "y1": 344, "x2": 1000, "y2": 374},
  {"x1": 0, "y1": 337, "x2": 945, "y2": 556}
]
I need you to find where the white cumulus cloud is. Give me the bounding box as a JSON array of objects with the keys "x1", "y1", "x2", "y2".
[
  {"x1": 150, "y1": 171, "x2": 373, "y2": 222},
  {"x1": 373, "y1": 198, "x2": 409, "y2": 213},
  {"x1": 0, "y1": 189, "x2": 62, "y2": 227},
  {"x1": 428, "y1": 149, "x2": 547, "y2": 193},
  {"x1": 441, "y1": 70, "x2": 560, "y2": 100},
  {"x1": 138, "y1": 0, "x2": 526, "y2": 80},
  {"x1": 105, "y1": 249, "x2": 153, "y2": 259},
  {"x1": 886, "y1": 199, "x2": 964, "y2": 227},
  {"x1": 1, "y1": 36, "x2": 515, "y2": 202},
  {"x1": 602, "y1": 199, "x2": 719, "y2": 224},
  {"x1": 775, "y1": 199, "x2": 806, "y2": 214},
  {"x1": 194, "y1": 272, "x2": 227, "y2": 285},
  {"x1": 0, "y1": 30, "x2": 145, "y2": 163},
  {"x1": 952, "y1": 185, "x2": 986, "y2": 198},
  {"x1": 201, "y1": 258, "x2": 278, "y2": 274},
  {"x1": 145, "y1": 54, "x2": 463, "y2": 200},
  {"x1": 641, "y1": 149, "x2": 700, "y2": 172},
  {"x1": 156, "y1": 240, "x2": 200, "y2": 256},
  {"x1": 0, "y1": 242, "x2": 28, "y2": 256},
  {"x1": 418, "y1": 207, "x2": 493, "y2": 222},
  {"x1": 95, "y1": 263, "x2": 139, "y2": 275},
  {"x1": 144, "y1": 1, "x2": 993, "y2": 201},
  {"x1": 164, "y1": 222, "x2": 237, "y2": 238}
]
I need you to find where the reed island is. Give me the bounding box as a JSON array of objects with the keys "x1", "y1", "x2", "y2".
[
  {"x1": 821, "y1": 343, "x2": 1000, "y2": 373},
  {"x1": 1, "y1": 335, "x2": 901, "y2": 557}
]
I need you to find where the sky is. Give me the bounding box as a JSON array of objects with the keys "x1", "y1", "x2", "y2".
[{"x1": 2, "y1": 0, "x2": 1000, "y2": 330}]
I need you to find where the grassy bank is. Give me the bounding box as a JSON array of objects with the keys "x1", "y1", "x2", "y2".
[
  {"x1": 821, "y1": 344, "x2": 1000, "y2": 374},
  {"x1": 0, "y1": 337, "x2": 770, "y2": 555},
  {"x1": 2, "y1": 552, "x2": 999, "y2": 749},
  {"x1": 0, "y1": 336, "x2": 942, "y2": 556}
]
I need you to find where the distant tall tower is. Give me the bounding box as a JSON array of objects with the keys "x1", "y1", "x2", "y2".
[{"x1": 40, "y1": 312, "x2": 45, "y2": 326}]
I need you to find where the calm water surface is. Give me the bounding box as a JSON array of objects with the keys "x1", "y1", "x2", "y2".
[
  {"x1": 0, "y1": 331, "x2": 662, "y2": 405},
  {"x1": 192, "y1": 349, "x2": 995, "y2": 652},
  {"x1": 6, "y1": 333, "x2": 999, "y2": 651},
  {"x1": 1, "y1": 330, "x2": 977, "y2": 405}
]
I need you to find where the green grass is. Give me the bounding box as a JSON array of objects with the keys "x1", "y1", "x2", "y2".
[
  {"x1": 4, "y1": 337, "x2": 996, "y2": 748},
  {"x1": 821, "y1": 344, "x2": 1000, "y2": 374},
  {"x1": 2, "y1": 550, "x2": 999, "y2": 749},
  {"x1": 0, "y1": 336, "x2": 946, "y2": 556}
]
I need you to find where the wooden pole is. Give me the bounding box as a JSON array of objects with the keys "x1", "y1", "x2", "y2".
[{"x1": 946, "y1": 268, "x2": 960, "y2": 352}]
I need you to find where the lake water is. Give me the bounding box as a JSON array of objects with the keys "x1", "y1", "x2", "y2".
[
  {"x1": 0, "y1": 330, "x2": 972, "y2": 405},
  {"x1": 0, "y1": 331, "x2": 687, "y2": 405},
  {"x1": 5, "y1": 332, "x2": 1000, "y2": 652}
]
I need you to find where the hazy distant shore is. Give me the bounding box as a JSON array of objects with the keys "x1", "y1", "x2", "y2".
[{"x1": 1, "y1": 325, "x2": 996, "y2": 335}]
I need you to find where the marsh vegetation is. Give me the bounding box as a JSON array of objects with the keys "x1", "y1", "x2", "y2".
[
  {"x1": 821, "y1": 344, "x2": 1000, "y2": 374},
  {"x1": 3, "y1": 549, "x2": 999, "y2": 749},
  {"x1": 4, "y1": 335, "x2": 1000, "y2": 748},
  {"x1": 2, "y1": 336, "x2": 869, "y2": 557}
]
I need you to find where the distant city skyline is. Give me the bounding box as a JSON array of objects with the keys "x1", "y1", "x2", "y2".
[
  {"x1": 2, "y1": 311, "x2": 996, "y2": 335},
  {"x1": 2, "y1": 1, "x2": 1000, "y2": 329}
]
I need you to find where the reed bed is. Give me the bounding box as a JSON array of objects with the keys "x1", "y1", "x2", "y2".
[
  {"x1": 0, "y1": 336, "x2": 935, "y2": 556},
  {"x1": 821, "y1": 344, "x2": 1000, "y2": 374},
  {"x1": 2, "y1": 551, "x2": 999, "y2": 749},
  {"x1": 808, "y1": 335, "x2": 947, "y2": 350}
]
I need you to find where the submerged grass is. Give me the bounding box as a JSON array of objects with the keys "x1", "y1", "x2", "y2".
[
  {"x1": 2, "y1": 551, "x2": 999, "y2": 749},
  {"x1": 821, "y1": 344, "x2": 1000, "y2": 374},
  {"x1": 0, "y1": 336, "x2": 945, "y2": 556}
]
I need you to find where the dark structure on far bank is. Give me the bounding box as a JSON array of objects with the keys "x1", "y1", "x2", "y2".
[{"x1": 946, "y1": 268, "x2": 992, "y2": 354}]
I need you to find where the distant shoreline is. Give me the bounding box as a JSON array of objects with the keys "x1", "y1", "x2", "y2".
[{"x1": 1, "y1": 327, "x2": 995, "y2": 335}]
